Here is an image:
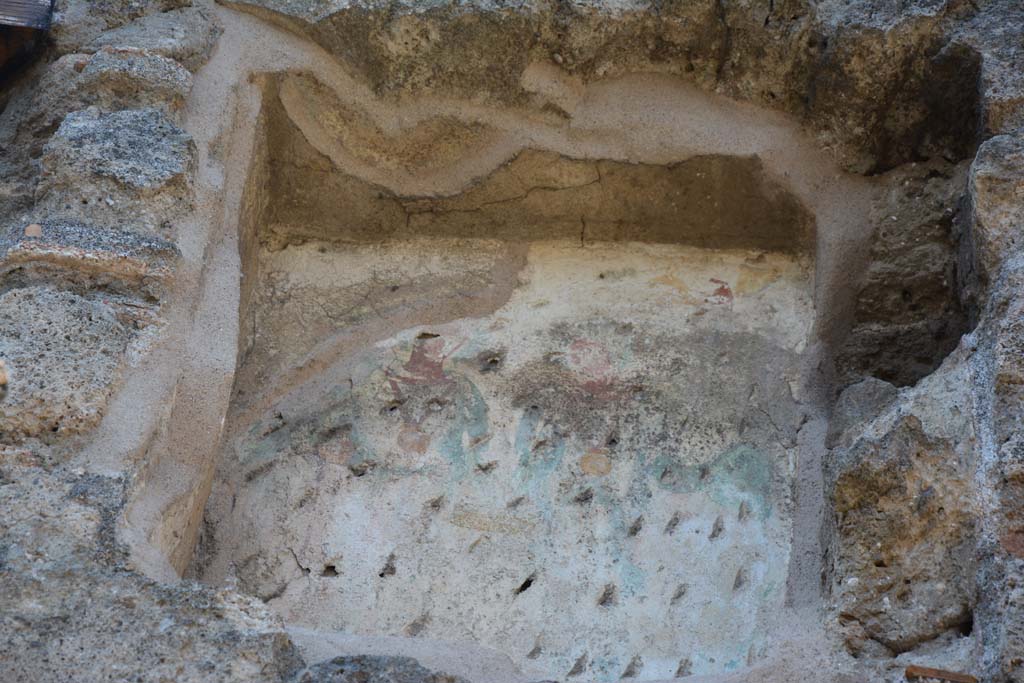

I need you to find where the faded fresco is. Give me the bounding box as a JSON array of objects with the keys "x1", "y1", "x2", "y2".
[{"x1": 202, "y1": 241, "x2": 813, "y2": 681}]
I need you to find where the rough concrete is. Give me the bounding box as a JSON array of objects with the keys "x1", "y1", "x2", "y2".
[
  {"x1": 967, "y1": 133, "x2": 1024, "y2": 287},
  {"x1": 974, "y1": 253, "x2": 1024, "y2": 683},
  {"x1": 0, "y1": 461, "x2": 304, "y2": 682}
]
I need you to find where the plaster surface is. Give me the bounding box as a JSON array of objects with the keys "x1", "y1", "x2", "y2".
[{"x1": 200, "y1": 239, "x2": 813, "y2": 682}]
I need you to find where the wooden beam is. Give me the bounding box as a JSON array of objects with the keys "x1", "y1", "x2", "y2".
[
  {"x1": 905, "y1": 665, "x2": 979, "y2": 683},
  {"x1": 0, "y1": 0, "x2": 52, "y2": 30}
]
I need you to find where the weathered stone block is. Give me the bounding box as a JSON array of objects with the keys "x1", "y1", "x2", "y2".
[
  {"x1": 0, "y1": 465, "x2": 303, "y2": 683},
  {"x1": 969, "y1": 132, "x2": 1024, "y2": 285},
  {"x1": 27, "y1": 48, "x2": 193, "y2": 137},
  {"x1": 827, "y1": 353, "x2": 978, "y2": 656},
  {"x1": 836, "y1": 160, "x2": 968, "y2": 387},
  {"x1": 826, "y1": 377, "x2": 899, "y2": 450},
  {"x1": 0, "y1": 221, "x2": 179, "y2": 297},
  {"x1": 85, "y1": 6, "x2": 224, "y2": 73},
  {"x1": 36, "y1": 108, "x2": 196, "y2": 238},
  {"x1": 50, "y1": 0, "x2": 191, "y2": 55},
  {"x1": 294, "y1": 655, "x2": 468, "y2": 683},
  {"x1": 0, "y1": 287, "x2": 130, "y2": 444}
]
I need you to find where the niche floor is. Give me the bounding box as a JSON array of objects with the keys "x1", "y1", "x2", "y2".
[{"x1": 197, "y1": 237, "x2": 813, "y2": 682}]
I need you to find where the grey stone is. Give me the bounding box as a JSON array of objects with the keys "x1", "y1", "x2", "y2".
[
  {"x1": 294, "y1": 656, "x2": 468, "y2": 683},
  {"x1": 36, "y1": 108, "x2": 196, "y2": 238},
  {"x1": 85, "y1": 6, "x2": 224, "y2": 72},
  {"x1": 27, "y1": 48, "x2": 193, "y2": 133},
  {"x1": 827, "y1": 350, "x2": 978, "y2": 656},
  {"x1": 0, "y1": 286, "x2": 131, "y2": 444},
  {"x1": 836, "y1": 160, "x2": 969, "y2": 387},
  {"x1": 0, "y1": 220, "x2": 179, "y2": 297},
  {"x1": 827, "y1": 378, "x2": 899, "y2": 449},
  {"x1": 78, "y1": 47, "x2": 194, "y2": 111},
  {"x1": 50, "y1": 0, "x2": 191, "y2": 55},
  {"x1": 0, "y1": 463, "x2": 304, "y2": 683},
  {"x1": 968, "y1": 132, "x2": 1024, "y2": 287},
  {"x1": 975, "y1": 256, "x2": 1024, "y2": 682},
  {"x1": 953, "y1": 1, "x2": 1024, "y2": 136}
]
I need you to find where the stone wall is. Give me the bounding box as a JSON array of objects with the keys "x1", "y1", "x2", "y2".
[{"x1": 0, "y1": 0, "x2": 1021, "y2": 682}]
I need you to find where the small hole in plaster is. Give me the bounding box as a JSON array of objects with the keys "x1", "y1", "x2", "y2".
[
  {"x1": 621, "y1": 655, "x2": 643, "y2": 679},
  {"x1": 628, "y1": 516, "x2": 643, "y2": 537},
  {"x1": 733, "y1": 567, "x2": 748, "y2": 592},
  {"x1": 597, "y1": 583, "x2": 617, "y2": 607},
  {"x1": 321, "y1": 564, "x2": 339, "y2": 577},
  {"x1": 405, "y1": 613, "x2": 430, "y2": 636},
  {"x1": 709, "y1": 515, "x2": 725, "y2": 540},
  {"x1": 378, "y1": 553, "x2": 396, "y2": 578},
  {"x1": 573, "y1": 488, "x2": 594, "y2": 504},
  {"x1": 515, "y1": 572, "x2": 536, "y2": 596},
  {"x1": 479, "y1": 350, "x2": 506, "y2": 373},
  {"x1": 348, "y1": 460, "x2": 377, "y2": 477},
  {"x1": 664, "y1": 512, "x2": 681, "y2": 535},
  {"x1": 320, "y1": 423, "x2": 351, "y2": 440},
  {"x1": 676, "y1": 658, "x2": 692, "y2": 677},
  {"x1": 568, "y1": 653, "x2": 588, "y2": 677}
]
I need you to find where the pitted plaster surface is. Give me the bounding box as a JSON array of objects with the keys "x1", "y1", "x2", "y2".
[{"x1": 201, "y1": 240, "x2": 813, "y2": 681}]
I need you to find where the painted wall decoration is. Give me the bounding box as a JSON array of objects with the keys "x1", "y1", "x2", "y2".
[{"x1": 203, "y1": 241, "x2": 813, "y2": 682}]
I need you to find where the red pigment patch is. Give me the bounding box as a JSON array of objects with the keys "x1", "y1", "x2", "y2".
[{"x1": 706, "y1": 278, "x2": 733, "y2": 305}]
